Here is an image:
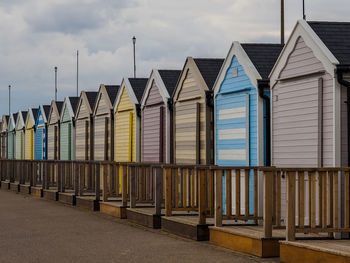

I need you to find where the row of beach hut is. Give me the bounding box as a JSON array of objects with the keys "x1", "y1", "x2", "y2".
[{"x1": 0, "y1": 20, "x2": 350, "y2": 170}]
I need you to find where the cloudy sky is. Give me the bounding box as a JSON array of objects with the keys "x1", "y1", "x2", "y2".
[{"x1": 0, "y1": 0, "x2": 349, "y2": 116}]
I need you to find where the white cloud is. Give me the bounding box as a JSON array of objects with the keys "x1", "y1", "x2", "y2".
[{"x1": 0, "y1": 0, "x2": 349, "y2": 115}]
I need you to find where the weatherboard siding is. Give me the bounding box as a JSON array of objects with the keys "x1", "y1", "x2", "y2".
[
  {"x1": 76, "y1": 96, "x2": 93, "y2": 160},
  {"x1": 15, "y1": 130, "x2": 24, "y2": 159},
  {"x1": 60, "y1": 106, "x2": 74, "y2": 160},
  {"x1": 115, "y1": 87, "x2": 137, "y2": 162},
  {"x1": 272, "y1": 36, "x2": 334, "y2": 222},
  {"x1": 272, "y1": 36, "x2": 334, "y2": 167},
  {"x1": 174, "y1": 69, "x2": 212, "y2": 165},
  {"x1": 7, "y1": 122, "x2": 15, "y2": 159},
  {"x1": 141, "y1": 81, "x2": 166, "y2": 162},
  {"x1": 215, "y1": 55, "x2": 258, "y2": 167},
  {"x1": 1, "y1": 134, "x2": 7, "y2": 159},
  {"x1": 60, "y1": 121, "x2": 72, "y2": 160},
  {"x1": 25, "y1": 126, "x2": 34, "y2": 160},
  {"x1": 76, "y1": 119, "x2": 90, "y2": 160},
  {"x1": 25, "y1": 118, "x2": 34, "y2": 160},
  {"x1": 48, "y1": 108, "x2": 60, "y2": 160},
  {"x1": 35, "y1": 127, "x2": 45, "y2": 160}
]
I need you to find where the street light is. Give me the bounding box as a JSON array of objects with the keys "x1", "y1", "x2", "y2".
[
  {"x1": 54, "y1": 67, "x2": 57, "y2": 101},
  {"x1": 8, "y1": 85, "x2": 11, "y2": 116},
  {"x1": 133, "y1": 36, "x2": 136, "y2": 78}
]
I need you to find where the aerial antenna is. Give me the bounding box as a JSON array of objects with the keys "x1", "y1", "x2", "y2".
[
  {"x1": 303, "y1": 0, "x2": 306, "y2": 20},
  {"x1": 76, "y1": 50, "x2": 79, "y2": 96},
  {"x1": 281, "y1": 0, "x2": 285, "y2": 45},
  {"x1": 54, "y1": 67, "x2": 57, "y2": 101}
]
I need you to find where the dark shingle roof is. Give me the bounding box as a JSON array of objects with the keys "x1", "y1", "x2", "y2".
[
  {"x1": 43, "y1": 105, "x2": 51, "y2": 119},
  {"x1": 308, "y1": 21, "x2": 350, "y2": 65},
  {"x1": 105, "y1": 85, "x2": 120, "y2": 105},
  {"x1": 21, "y1": 111, "x2": 27, "y2": 123},
  {"x1": 85, "y1": 91, "x2": 98, "y2": 110},
  {"x1": 56, "y1": 101, "x2": 64, "y2": 113},
  {"x1": 31, "y1": 109, "x2": 38, "y2": 121},
  {"x1": 68, "y1": 97, "x2": 80, "y2": 114},
  {"x1": 158, "y1": 70, "x2": 181, "y2": 96},
  {"x1": 241, "y1": 43, "x2": 284, "y2": 79},
  {"x1": 128, "y1": 78, "x2": 148, "y2": 102},
  {"x1": 193, "y1": 58, "x2": 224, "y2": 90},
  {"x1": 12, "y1": 113, "x2": 18, "y2": 126}
]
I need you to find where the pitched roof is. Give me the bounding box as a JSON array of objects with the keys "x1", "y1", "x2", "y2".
[
  {"x1": 128, "y1": 78, "x2": 148, "y2": 102},
  {"x1": 56, "y1": 101, "x2": 64, "y2": 113},
  {"x1": 193, "y1": 58, "x2": 224, "y2": 90},
  {"x1": 85, "y1": 91, "x2": 98, "y2": 110},
  {"x1": 12, "y1": 113, "x2": 18, "y2": 125},
  {"x1": 21, "y1": 111, "x2": 27, "y2": 123},
  {"x1": 31, "y1": 109, "x2": 38, "y2": 120},
  {"x1": 308, "y1": 21, "x2": 350, "y2": 65},
  {"x1": 241, "y1": 43, "x2": 284, "y2": 79},
  {"x1": 105, "y1": 85, "x2": 120, "y2": 105},
  {"x1": 68, "y1": 97, "x2": 80, "y2": 114},
  {"x1": 43, "y1": 105, "x2": 51, "y2": 118},
  {"x1": 158, "y1": 70, "x2": 181, "y2": 96}
]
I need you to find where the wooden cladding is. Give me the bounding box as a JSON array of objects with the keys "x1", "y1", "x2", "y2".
[
  {"x1": 94, "y1": 115, "x2": 112, "y2": 161},
  {"x1": 76, "y1": 119, "x2": 92, "y2": 161}
]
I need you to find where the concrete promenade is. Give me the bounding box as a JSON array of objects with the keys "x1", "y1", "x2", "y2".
[{"x1": 0, "y1": 190, "x2": 277, "y2": 263}]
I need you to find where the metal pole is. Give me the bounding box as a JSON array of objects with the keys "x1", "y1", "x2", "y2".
[
  {"x1": 281, "y1": 0, "x2": 285, "y2": 45},
  {"x1": 8, "y1": 85, "x2": 11, "y2": 116},
  {"x1": 76, "y1": 50, "x2": 79, "y2": 97},
  {"x1": 54, "y1": 67, "x2": 57, "y2": 101},
  {"x1": 133, "y1": 36, "x2": 136, "y2": 78},
  {"x1": 303, "y1": 0, "x2": 306, "y2": 20}
]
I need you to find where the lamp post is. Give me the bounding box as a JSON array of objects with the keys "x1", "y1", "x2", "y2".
[
  {"x1": 8, "y1": 85, "x2": 11, "y2": 116},
  {"x1": 133, "y1": 36, "x2": 136, "y2": 78},
  {"x1": 54, "y1": 67, "x2": 57, "y2": 101},
  {"x1": 76, "y1": 50, "x2": 79, "y2": 97},
  {"x1": 303, "y1": 0, "x2": 306, "y2": 20}
]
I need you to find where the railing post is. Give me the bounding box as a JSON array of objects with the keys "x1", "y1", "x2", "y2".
[
  {"x1": 95, "y1": 163, "x2": 100, "y2": 201},
  {"x1": 198, "y1": 168, "x2": 206, "y2": 225},
  {"x1": 286, "y1": 171, "x2": 296, "y2": 241},
  {"x1": 80, "y1": 163, "x2": 85, "y2": 196},
  {"x1": 165, "y1": 168, "x2": 172, "y2": 217},
  {"x1": 130, "y1": 166, "x2": 136, "y2": 208},
  {"x1": 102, "y1": 164, "x2": 108, "y2": 202},
  {"x1": 57, "y1": 162, "x2": 61, "y2": 192},
  {"x1": 122, "y1": 165, "x2": 128, "y2": 207},
  {"x1": 263, "y1": 170, "x2": 273, "y2": 238},
  {"x1": 155, "y1": 167, "x2": 163, "y2": 216},
  {"x1": 215, "y1": 169, "x2": 223, "y2": 227},
  {"x1": 74, "y1": 163, "x2": 79, "y2": 196}
]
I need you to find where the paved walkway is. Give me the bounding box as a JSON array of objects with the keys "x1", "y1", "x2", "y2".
[{"x1": 0, "y1": 190, "x2": 278, "y2": 263}]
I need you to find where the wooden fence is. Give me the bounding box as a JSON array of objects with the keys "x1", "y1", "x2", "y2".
[
  {"x1": 280, "y1": 167, "x2": 350, "y2": 241},
  {"x1": 2, "y1": 160, "x2": 350, "y2": 240}
]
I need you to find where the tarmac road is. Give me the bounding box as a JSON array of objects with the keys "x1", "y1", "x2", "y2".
[{"x1": 0, "y1": 190, "x2": 278, "y2": 263}]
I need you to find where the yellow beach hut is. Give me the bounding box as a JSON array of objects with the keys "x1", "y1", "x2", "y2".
[
  {"x1": 114, "y1": 78, "x2": 148, "y2": 162},
  {"x1": 25, "y1": 108, "x2": 38, "y2": 160}
]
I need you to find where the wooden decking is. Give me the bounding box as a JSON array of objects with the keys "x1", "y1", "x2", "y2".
[
  {"x1": 126, "y1": 206, "x2": 162, "y2": 229},
  {"x1": 162, "y1": 213, "x2": 213, "y2": 241},
  {"x1": 280, "y1": 240, "x2": 350, "y2": 263},
  {"x1": 209, "y1": 225, "x2": 330, "y2": 258},
  {"x1": 100, "y1": 198, "x2": 127, "y2": 219}
]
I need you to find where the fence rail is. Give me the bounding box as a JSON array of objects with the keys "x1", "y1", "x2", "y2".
[{"x1": 2, "y1": 160, "x2": 350, "y2": 241}]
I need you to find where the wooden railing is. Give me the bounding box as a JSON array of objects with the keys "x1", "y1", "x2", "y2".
[
  {"x1": 212, "y1": 166, "x2": 261, "y2": 227},
  {"x1": 3, "y1": 159, "x2": 350, "y2": 241},
  {"x1": 163, "y1": 165, "x2": 214, "y2": 224},
  {"x1": 281, "y1": 167, "x2": 350, "y2": 241}
]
